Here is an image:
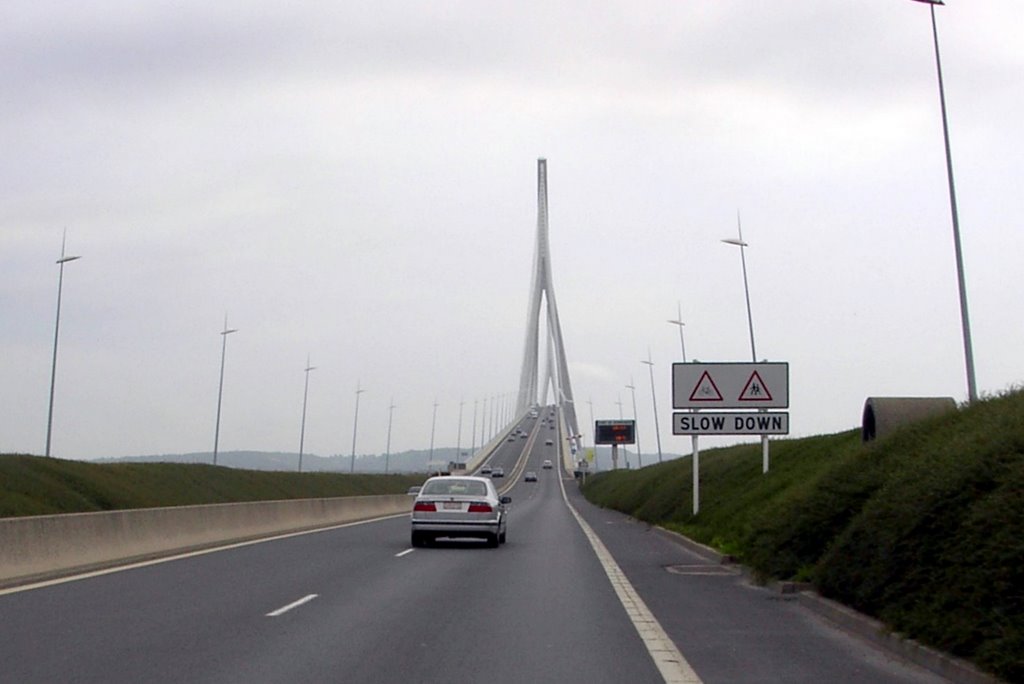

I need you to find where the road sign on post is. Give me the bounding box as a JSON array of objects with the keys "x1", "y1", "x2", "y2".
[
  {"x1": 672, "y1": 362, "x2": 788, "y2": 409},
  {"x1": 673, "y1": 411, "x2": 789, "y2": 436}
]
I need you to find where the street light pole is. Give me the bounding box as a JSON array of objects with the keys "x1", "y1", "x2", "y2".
[
  {"x1": 642, "y1": 349, "x2": 664, "y2": 463},
  {"x1": 429, "y1": 399, "x2": 439, "y2": 462},
  {"x1": 911, "y1": 0, "x2": 977, "y2": 403},
  {"x1": 667, "y1": 301, "x2": 688, "y2": 364},
  {"x1": 722, "y1": 213, "x2": 769, "y2": 473},
  {"x1": 349, "y1": 382, "x2": 366, "y2": 473},
  {"x1": 626, "y1": 379, "x2": 642, "y2": 468},
  {"x1": 456, "y1": 398, "x2": 464, "y2": 466},
  {"x1": 45, "y1": 231, "x2": 80, "y2": 458},
  {"x1": 668, "y1": 305, "x2": 700, "y2": 513},
  {"x1": 385, "y1": 400, "x2": 396, "y2": 474},
  {"x1": 470, "y1": 398, "x2": 478, "y2": 458},
  {"x1": 213, "y1": 315, "x2": 238, "y2": 466},
  {"x1": 615, "y1": 395, "x2": 629, "y2": 469},
  {"x1": 587, "y1": 398, "x2": 596, "y2": 471},
  {"x1": 722, "y1": 213, "x2": 757, "y2": 363},
  {"x1": 298, "y1": 356, "x2": 316, "y2": 472}
]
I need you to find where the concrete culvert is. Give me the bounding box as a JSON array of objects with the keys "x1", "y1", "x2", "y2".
[{"x1": 861, "y1": 397, "x2": 957, "y2": 442}]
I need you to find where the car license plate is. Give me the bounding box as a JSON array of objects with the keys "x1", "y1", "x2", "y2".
[{"x1": 443, "y1": 502, "x2": 462, "y2": 510}]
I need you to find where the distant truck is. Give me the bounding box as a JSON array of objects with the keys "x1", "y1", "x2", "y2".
[{"x1": 425, "y1": 460, "x2": 451, "y2": 477}]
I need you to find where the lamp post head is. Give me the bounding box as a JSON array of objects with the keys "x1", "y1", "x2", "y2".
[
  {"x1": 910, "y1": 0, "x2": 944, "y2": 5},
  {"x1": 221, "y1": 328, "x2": 238, "y2": 336},
  {"x1": 721, "y1": 237, "x2": 748, "y2": 248},
  {"x1": 56, "y1": 255, "x2": 81, "y2": 265},
  {"x1": 667, "y1": 318, "x2": 685, "y2": 327}
]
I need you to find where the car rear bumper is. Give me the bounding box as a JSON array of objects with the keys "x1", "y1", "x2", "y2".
[{"x1": 411, "y1": 518, "x2": 503, "y2": 539}]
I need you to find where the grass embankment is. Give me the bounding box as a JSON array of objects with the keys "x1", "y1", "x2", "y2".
[
  {"x1": 582, "y1": 389, "x2": 1024, "y2": 683},
  {"x1": 0, "y1": 454, "x2": 424, "y2": 518}
]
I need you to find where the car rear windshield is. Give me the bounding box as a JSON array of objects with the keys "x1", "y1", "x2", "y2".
[{"x1": 421, "y1": 479, "x2": 488, "y2": 497}]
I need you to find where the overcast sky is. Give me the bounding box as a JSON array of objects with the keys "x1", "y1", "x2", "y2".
[{"x1": 2, "y1": 1, "x2": 1021, "y2": 463}]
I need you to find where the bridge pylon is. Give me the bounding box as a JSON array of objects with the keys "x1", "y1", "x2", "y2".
[{"x1": 517, "y1": 159, "x2": 581, "y2": 453}]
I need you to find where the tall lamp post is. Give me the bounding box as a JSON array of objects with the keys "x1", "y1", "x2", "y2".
[
  {"x1": 910, "y1": 0, "x2": 977, "y2": 403},
  {"x1": 722, "y1": 214, "x2": 757, "y2": 362},
  {"x1": 213, "y1": 316, "x2": 238, "y2": 466},
  {"x1": 298, "y1": 357, "x2": 316, "y2": 472},
  {"x1": 45, "y1": 232, "x2": 81, "y2": 457},
  {"x1": 587, "y1": 398, "x2": 596, "y2": 471},
  {"x1": 428, "y1": 399, "x2": 439, "y2": 462},
  {"x1": 722, "y1": 214, "x2": 770, "y2": 473},
  {"x1": 384, "y1": 399, "x2": 396, "y2": 474},
  {"x1": 668, "y1": 305, "x2": 700, "y2": 513},
  {"x1": 470, "y1": 398, "x2": 478, "y2": 458},
  {"x1": 455, "y1": 398, "x2": 464, "y2": 466},
  {"x1": 349, "y1": 382, "x2": 366, "y2": 473},
  {"x1": 641, "y1": 349, "x2": 664, "y2": 463},
  {"x1": 615, "y1": 395, "x2": 628, "y2": 469},
  {"x1": 626, "y1": 379, "x2": 642, "y2": 468}
]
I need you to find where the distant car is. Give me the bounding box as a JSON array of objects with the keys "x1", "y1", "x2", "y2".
[
  {"x1": 542, "y1": 459, "x2": 553, "y2": 469},
  {"x1": 544, "y1": 439, "x2": 553, "y2": 446},
  {"x1": 491, "y1": 467, "x2": 505, "y2": 478},
  {"x1": 519, "y1": 433, "x2": 527, "y2": 439},
  {"x1": 406, "y1": 485, "x2": 422, "y2": 495},
  {"x1": 411, "y1": 476, "x2": 510, "y2": 547},
  {"x1": 524, "y1": 471, "x2": 538, "y2": 482},
  {"x1": 480, "y1": 465, "x2": 493, "y2": 475},
  {"x1": 507, "y1": 435, "x2": 515, "y2": 442}
]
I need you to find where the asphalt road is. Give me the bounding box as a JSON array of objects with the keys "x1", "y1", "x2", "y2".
[{"x1": 0, "y1": 413, "x2": 951, "y2": 683}]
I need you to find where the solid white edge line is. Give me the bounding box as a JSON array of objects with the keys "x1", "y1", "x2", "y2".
[
  {"x1": 395, "y1": 549, "x2": 414, "y2": 558},
  {"x1": 558, "y1": 469, "x2": 703, "y2": 684},
  {"x1": 267, "y1": 593, "x2": 318, "y2": 617},
  {"x1": 0, "y1": 512, "x2": 410, "y2": 597}
]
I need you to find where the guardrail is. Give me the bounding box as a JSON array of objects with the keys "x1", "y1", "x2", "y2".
[
  {"x1": 464, "y1": 412, "x2": 529, "y2": 473},
  {"x1": 0, "y1": 494, "x2": 411, "y2": 588}
]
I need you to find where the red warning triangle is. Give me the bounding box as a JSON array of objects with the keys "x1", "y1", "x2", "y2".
[
  {"x1": 689, "y1": 371, "x2": 723, "y2": 402},
  {"x1": 738, "y1": 370, "x2": 773, "y2": 401}
]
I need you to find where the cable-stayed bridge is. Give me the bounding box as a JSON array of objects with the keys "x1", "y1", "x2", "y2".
[{"x1": 516, "y1": 158, "x2": 581, "y2": 453}]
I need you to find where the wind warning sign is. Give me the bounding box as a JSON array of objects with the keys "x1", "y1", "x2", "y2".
[
  {"x1": 673, "y1": 412, "x2": 789, "y2": 436},
  {"x1": 673, "y1": 362, "x2": 788, "y2": 410}
]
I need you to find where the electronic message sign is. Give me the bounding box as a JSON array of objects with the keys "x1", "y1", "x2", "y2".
[{"x1": 594, "y1": 420, "x2": 636, "y2": 445}]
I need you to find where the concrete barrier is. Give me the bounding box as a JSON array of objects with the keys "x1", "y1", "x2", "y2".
[
  {"x1": 0, "y1": 494, "x2": 411, "y2": 588},
  {"x1": 861, "y1": 397, "x2": 957, "y2": 442}
]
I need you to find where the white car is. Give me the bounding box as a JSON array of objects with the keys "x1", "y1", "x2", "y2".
[
  {"x1": 542, "y1": 459, "x2": 553, "y2": 469},
  {"x1": 411, "y1": 476, "x2": 510, "y2": 547}
]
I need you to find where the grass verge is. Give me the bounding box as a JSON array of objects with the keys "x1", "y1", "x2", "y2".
[{"x1": 0, "y1": 454, "x2": 424, "y2": 518}]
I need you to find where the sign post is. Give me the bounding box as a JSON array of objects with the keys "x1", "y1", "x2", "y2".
[{"x1": 672, "y1": 362, "x2": 790, "y2": 512}]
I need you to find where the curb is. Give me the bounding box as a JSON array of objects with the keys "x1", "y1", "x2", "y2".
[{"x1": 651, "y1": 524, "x2": 1001, "y2": 684}]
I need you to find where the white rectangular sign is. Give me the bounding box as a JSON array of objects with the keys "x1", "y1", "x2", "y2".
[
  {"x1": 673, "y1": 412, "x2": 790, "y2": 435},
  {"x1": 672, "y1": 362, "x2": 789, "y2": 410}
]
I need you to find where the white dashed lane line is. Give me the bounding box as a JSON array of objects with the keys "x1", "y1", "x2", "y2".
[{"x1": 266, "y1": 594, "x2": 318, "y2": 617}]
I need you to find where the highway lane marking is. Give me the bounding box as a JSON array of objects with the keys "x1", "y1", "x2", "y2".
[
  {"x1": 0, "y1": 512, "x2": 410, "y2": 597},
  {"x1": 557, "y1": 473, "x2": 703, "y2": 684},
  {"x1": 395, "y1": 549, "x2": 414, "y2": 557},
  {"x1": 266, "y1": 593, "x2": 318, "y2": 617}
]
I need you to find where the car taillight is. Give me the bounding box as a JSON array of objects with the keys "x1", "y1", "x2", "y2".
[
  {"x1": 467, "y1": 502, "x2": 492, "y2": 513},
  {"x1": 414, "y1": 501, "x2": 436, "y2": 512}
]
